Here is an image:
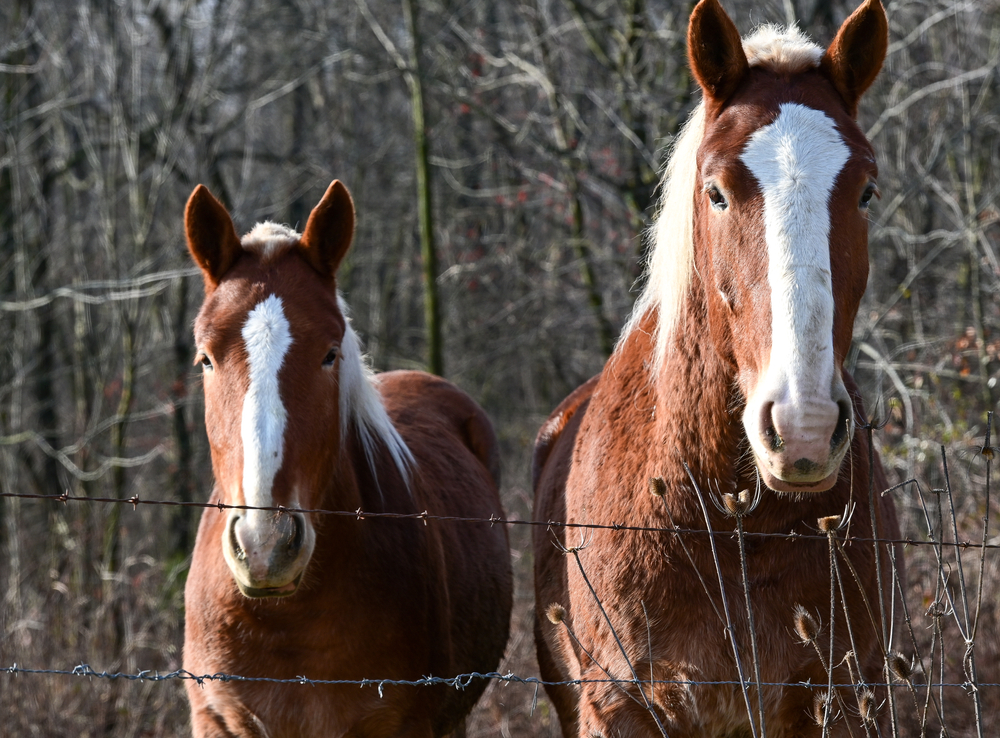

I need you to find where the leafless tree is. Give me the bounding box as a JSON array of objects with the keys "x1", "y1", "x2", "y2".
[{"x1": 1, "y1": 0, "x2": 998, "y2": 735}]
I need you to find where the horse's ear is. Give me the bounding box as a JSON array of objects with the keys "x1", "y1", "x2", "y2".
[
  {"x1": 185, "y1": 185, "x2": 242, "y2": 289},
  {"x1": 688, "y1": 0, "x2": 749, "y2": 108},
  {"x1": 299, "y1": 180, "x2": 355, "y2": 281},
  {"x1": 820, "y1": 0, "x2": 888, "y2": 116}
]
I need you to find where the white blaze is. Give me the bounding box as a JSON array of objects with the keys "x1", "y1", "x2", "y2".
[
  {"x1": 241, "y1": 295, "x2": 292, "y2": 507},
  {"x1": 740, "y1": 103, "x2": 849, "y2": 404}
]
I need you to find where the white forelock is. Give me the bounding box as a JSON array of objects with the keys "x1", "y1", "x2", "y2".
[
  {"x1": 618, "y1": 102, "x2": 704, "y2": 365},
  {"x1": 743, "y1": 24, "x2": 823, "y2": 73},
  {"x1": 242, "y1": 222, "x2": 301, "y2": 261}
]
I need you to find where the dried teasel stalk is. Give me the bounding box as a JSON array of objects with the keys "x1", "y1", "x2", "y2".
[
  {"x1": 817, "y1": 514, "x2": 842, "y2": 532},
  {"x1": 817, "y1": 503, "x2": 854, "y2": 532},
  {"x1": 722, "y1": 489, "x2": 753, "y2": 516}
]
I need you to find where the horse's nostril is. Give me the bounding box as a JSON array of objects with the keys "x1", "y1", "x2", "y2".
[
  {"x1": 287, "y1": 514, "x2": 304, "y2": 555},
  {"x1": 759, "y1": 401, "x2": 783, "y2": 451},
  {"x1": 228, "y1": 515, "x2": 246, "y2": 561},
  {"x1": 830, "y1": 400, "x2": 853, "y2": 449}
]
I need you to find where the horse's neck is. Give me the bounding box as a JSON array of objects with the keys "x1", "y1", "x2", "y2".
[
  {"x1": 301, "y1": 434, "x2": 396, "y2": 578},
  {"x1": 610, "y1": 306, "x2": 861, "y2": 534},
  {"x1": 605, "y1": 304, "x2": 746, "y2": 523},
  {"x1": 327, "y1": 424, "x2": 409, "y2": 514}
]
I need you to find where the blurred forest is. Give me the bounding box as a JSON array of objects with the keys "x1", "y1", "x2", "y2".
[{"x1": 1, "y1": 0, "x2": 998, "y2": 735}]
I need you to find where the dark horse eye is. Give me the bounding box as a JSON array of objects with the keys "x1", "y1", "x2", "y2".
[
  {"x1": 197, "y1": 354, "x2": 213, "y2": 371},
  {"x1": 707, "y1": 185, "x2": 728, "y2": 210},
  {"x1": 860, "y1": 183, "x2": 879, "y2": 209},
  {"x1": 322, "y1": 347, "x2": 338, "y2": 367}
]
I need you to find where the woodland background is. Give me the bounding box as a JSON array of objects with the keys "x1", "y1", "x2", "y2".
[{"x1": 1, "y1": 0, "x2": 999, "y2": 735}]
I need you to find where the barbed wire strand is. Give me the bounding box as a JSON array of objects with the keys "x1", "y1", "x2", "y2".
[
  {"x1": 0, "y1": 489, "x2": 995, "y2": 551},
  {"x1": 4, "y1": 664, "x2": 998, "y2": 692}
]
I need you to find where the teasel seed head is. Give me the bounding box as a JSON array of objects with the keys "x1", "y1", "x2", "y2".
[
  {"x1": 817, "y1": 514, "x2": 842, "y2": 532},
  {"x1": 546, "y1": 603, "x2": 566, "y2": 625},
  {"x1": 793, "y1": 604, "x2": 820, "y2": 643},
  {"x1": 648, "y1": 476, "x2": 666, "y2": 497},
  {"x1": 857, "y1": 688, "x2": 877, "y2": 724},
  {"x1": 887, "y1": 651, "x2": 912, "y2": 682},
  {"x1": 812, "y1": 691, "x2": 838, "y2": 727},
  {"x1": 722, "y1": 489, "x2": 754, "y2": 516}
]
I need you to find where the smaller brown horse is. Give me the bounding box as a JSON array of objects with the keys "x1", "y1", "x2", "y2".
[{"x1": 182, "y1": 180, "x2": 512, "y2": 737}]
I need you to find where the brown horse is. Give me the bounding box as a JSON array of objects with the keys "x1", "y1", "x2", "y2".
[
  {"x1": 181, "y1": 180, "x2": 512, "y2": 737},
  {"x1": 533, "y1": 0, "x2": 900, "y2": 735}
]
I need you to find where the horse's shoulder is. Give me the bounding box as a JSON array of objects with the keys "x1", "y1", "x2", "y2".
[
  {"x1": 377, "y1": 369, "x2": 500, "y2": 486},
  {"x1": 532, "y1": 374, "x2": 601, "y2": 491}
]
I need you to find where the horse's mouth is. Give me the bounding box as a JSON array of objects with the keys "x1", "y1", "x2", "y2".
[
  {"x1": 235, "y1": 573, "x2": 303, "y2": 599},
  {"x1": 757, "y1": 464, "x2": 840, "y2": 494}
]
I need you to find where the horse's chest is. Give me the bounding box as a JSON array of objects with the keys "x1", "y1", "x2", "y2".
[
  {"x1": 570, "y1": 526, "x2": 824, "y2": 675},
  {"x1": 192, "y1": 609, "x2": 429, "y2": 736},
  {"x1": 185, "y1": 573, "x2": 435, "y2": 736}
]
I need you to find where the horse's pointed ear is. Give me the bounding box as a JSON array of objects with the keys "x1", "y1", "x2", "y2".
[
  {"x1": 688, "y1": 0, "x2": 749, "y2": 107},
  {"x1": 299, "y1": 180, "x2": 355, "y2": 281},
  {"x1": 185, "y1": 185, "x2": 242, "y2": 289},
  {"x1": 821, "y1": 0, "x2": 888, "y2": 116}
]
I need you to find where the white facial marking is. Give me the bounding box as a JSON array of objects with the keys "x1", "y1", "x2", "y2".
[
  {"x1": 241, "y1": 295, "x2": 292, "y2": 508},
  {"x1": 741, "y1": 103, "x2": 849, "y2": 399}
]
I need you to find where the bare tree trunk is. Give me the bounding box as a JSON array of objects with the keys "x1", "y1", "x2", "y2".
[
  {"x1": 403, "y1": 0, "x2": 444, "y2": 376},
  {"x1": 529, "y1": 2, "x2": 615, "y2": 357},
  {"x1": 170, "y1": 278, "x2": 195, "y2": 557}
]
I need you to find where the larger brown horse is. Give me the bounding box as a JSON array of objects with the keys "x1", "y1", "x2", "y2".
[
  {"x1": 182, "y1": 180, "x2": 512, "y2": 737},
  {"x1": 533, "y1": 0, "x2": 900, "y2": 735}
]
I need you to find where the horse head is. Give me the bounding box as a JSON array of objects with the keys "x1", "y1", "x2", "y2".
[
  {"x1": 687, "y1": 0, "x2": 886, "y2": 492},
  {"x1": 185, "y1": 181, "x2": 355, "y2": 596}
]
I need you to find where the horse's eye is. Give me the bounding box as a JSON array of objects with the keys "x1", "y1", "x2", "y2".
[
  {"x1": 860, "y1": 183, "x2": 879, "y2": 209},
  {"x1": 707, "y1": 185, "x2": 728, "y2": 211},
  {"x1": 197, "y1": 353, "x2": 214, "y2": 371},
  {"x1": 322, "y1": 347, "x2": 339, "y2": 367}
]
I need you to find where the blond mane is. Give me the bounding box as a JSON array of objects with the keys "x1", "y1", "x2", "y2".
[
  {"x1": 336, "y1": 295, "x2": 416, "y2": 487},
  {"x1": 619, "y1": 24, "x2": 823, "y2": 366}
]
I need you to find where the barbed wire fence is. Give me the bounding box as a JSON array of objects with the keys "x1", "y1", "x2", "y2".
[{"x1": 0, "y1": 415, "x2": 997, "y2": 736}]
